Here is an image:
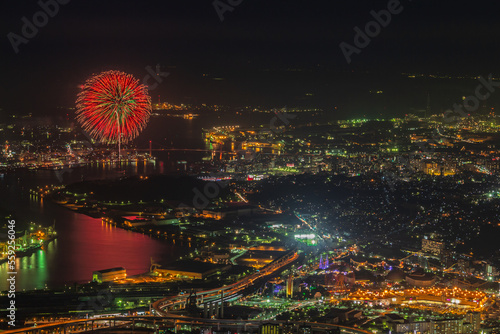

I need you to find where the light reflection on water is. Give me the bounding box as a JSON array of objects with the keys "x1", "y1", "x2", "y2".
[
  {"x1": 0, "y1": 161, "x2": 192, "y2": 291},
  {"x1": 0, "y1": 115, "x2": 238, "y2": 291}
]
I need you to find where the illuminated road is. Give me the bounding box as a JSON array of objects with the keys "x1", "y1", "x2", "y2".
[
  {"x1": 152, "y1": 251, "x2": 299, "y2": 315},
  {"x1": 242, "y1": 298, "x2": 322, "y2": 321},
  {"x1": 3, "y1": 316, "x2": 372, "y2": 334}
]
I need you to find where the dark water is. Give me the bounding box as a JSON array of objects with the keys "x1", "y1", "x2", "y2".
[
  {"x1": 0, "y1": 162, "x2": 196, "y2": 291},
  {"x1": 0, "y1": 114, "x2": 239, "y2": 291}
]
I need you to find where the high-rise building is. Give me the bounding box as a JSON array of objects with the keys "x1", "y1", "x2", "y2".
[
  {"x1": 286, "y1": 274, "x2": 294, "y2": 298},
  {"x1": 430, "y1": 318, "x2": 463, "y2": 334},
  {"x1": 260, "y1": 323, "x2": 281, "y2": 334},
  {"x1": 464, "y1": 312, "x2": 481, "y2": 333},
  {"x1": 393, "y1": 321, "x2": 431, "y2": 333},
  {"x1": 392, "y1": 318, "x2": 474, "y2": 334},
  {"x1": 422, "y1": 235, "x2": 444, "y2": 256}
]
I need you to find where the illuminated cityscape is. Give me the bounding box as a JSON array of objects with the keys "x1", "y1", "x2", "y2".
[{"x1": 1, "y1": 1, "x2": 500, "y2": 334}]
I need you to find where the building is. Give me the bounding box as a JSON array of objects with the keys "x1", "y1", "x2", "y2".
[
  {"x1": 390, "y1": 318, "x2": 475, "y2": 334},
  {"x1": 92, "y1": 267, "x2": 126, "y2": 283},
  {"x1": 123, "y1": 216, "x2": 151, "y2": 227},
  {"x1": 153, "y1": 216, "x2": 180, "y2": 225},
  {"x1": 260, "y1": 323, "x2": 281, "y2": 334},
  {"x1": 153, "y1": 260, "x2": 230, "y2": 279},
  {"x1": 338, "y1": 309, "x2": 362, "y2": 322},
  {"x1": 237, "y1": 250, "x2": 287, "y2": 269},
  {"x1": 406, "y1": 272, "x2": 436, "y2": 287},
  {"x1": 286, "y1": 274, "x2": 294, "y2": 298},
  {"x1": 430, "y1": 318, "x2": 463, "y2": 334},
  {"x1": 202, "y1": 205, "x2": 259, "y2": 220},
  {"x1": 420, "y1": 160, "x2": 456, "y2": 176},
  {"x1": 422, "y1": 236, "x2": 444, "y2": 256},
  {"x1": 386, "y1": 268, "x2": 406, "y2": 282},
  {"x1": 464, "y1": 312, "x2": 481, "y2": 333},
  {"x1": 123, "y1": 216, "x2": 179, "y2": 227},
  {"x1": 206, "y1": 251, "x2": 230, "y2": 263},
  {"x1": 391, "y1": 321, "x2": 431, "y2": 334}
]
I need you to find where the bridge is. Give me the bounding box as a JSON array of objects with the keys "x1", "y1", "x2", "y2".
[
  {"x1": 4, "y1": 316, "x2": 372, "y2": 334},
  {"x1": 3, "y1": 252, "x2": 374, "y2": 334},
  {"x1": 152, "y1": 251, "x2": 300, "y2": 316}
]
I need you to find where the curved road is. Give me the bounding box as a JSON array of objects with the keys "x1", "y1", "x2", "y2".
[{"x1": 152, "y1": 250, "x2": 299, "y2": 314}]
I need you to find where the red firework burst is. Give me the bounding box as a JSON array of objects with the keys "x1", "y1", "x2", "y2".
[{"x1": 76, "y1": 70, "x2": 151, "y2": 143}]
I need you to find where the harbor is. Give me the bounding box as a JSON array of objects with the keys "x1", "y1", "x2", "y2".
[{"x1": 0, "y1": 222, "x2": 57, "y2": 263}]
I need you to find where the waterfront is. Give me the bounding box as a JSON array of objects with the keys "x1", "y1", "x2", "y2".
[
  {"x1": 0, "y1": 167, "x2": 191, "y2": 291},
  {"x1": 0, "y1": 112, "x2": 268, "y2": 291},
  {"x1": 0, "y1": 115, "x2": 221, "y2": 291}
]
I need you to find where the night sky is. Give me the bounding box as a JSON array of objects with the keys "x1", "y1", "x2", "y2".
[{"x1": 1, "y1": 0, "x2": 500, "y2": 117}]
